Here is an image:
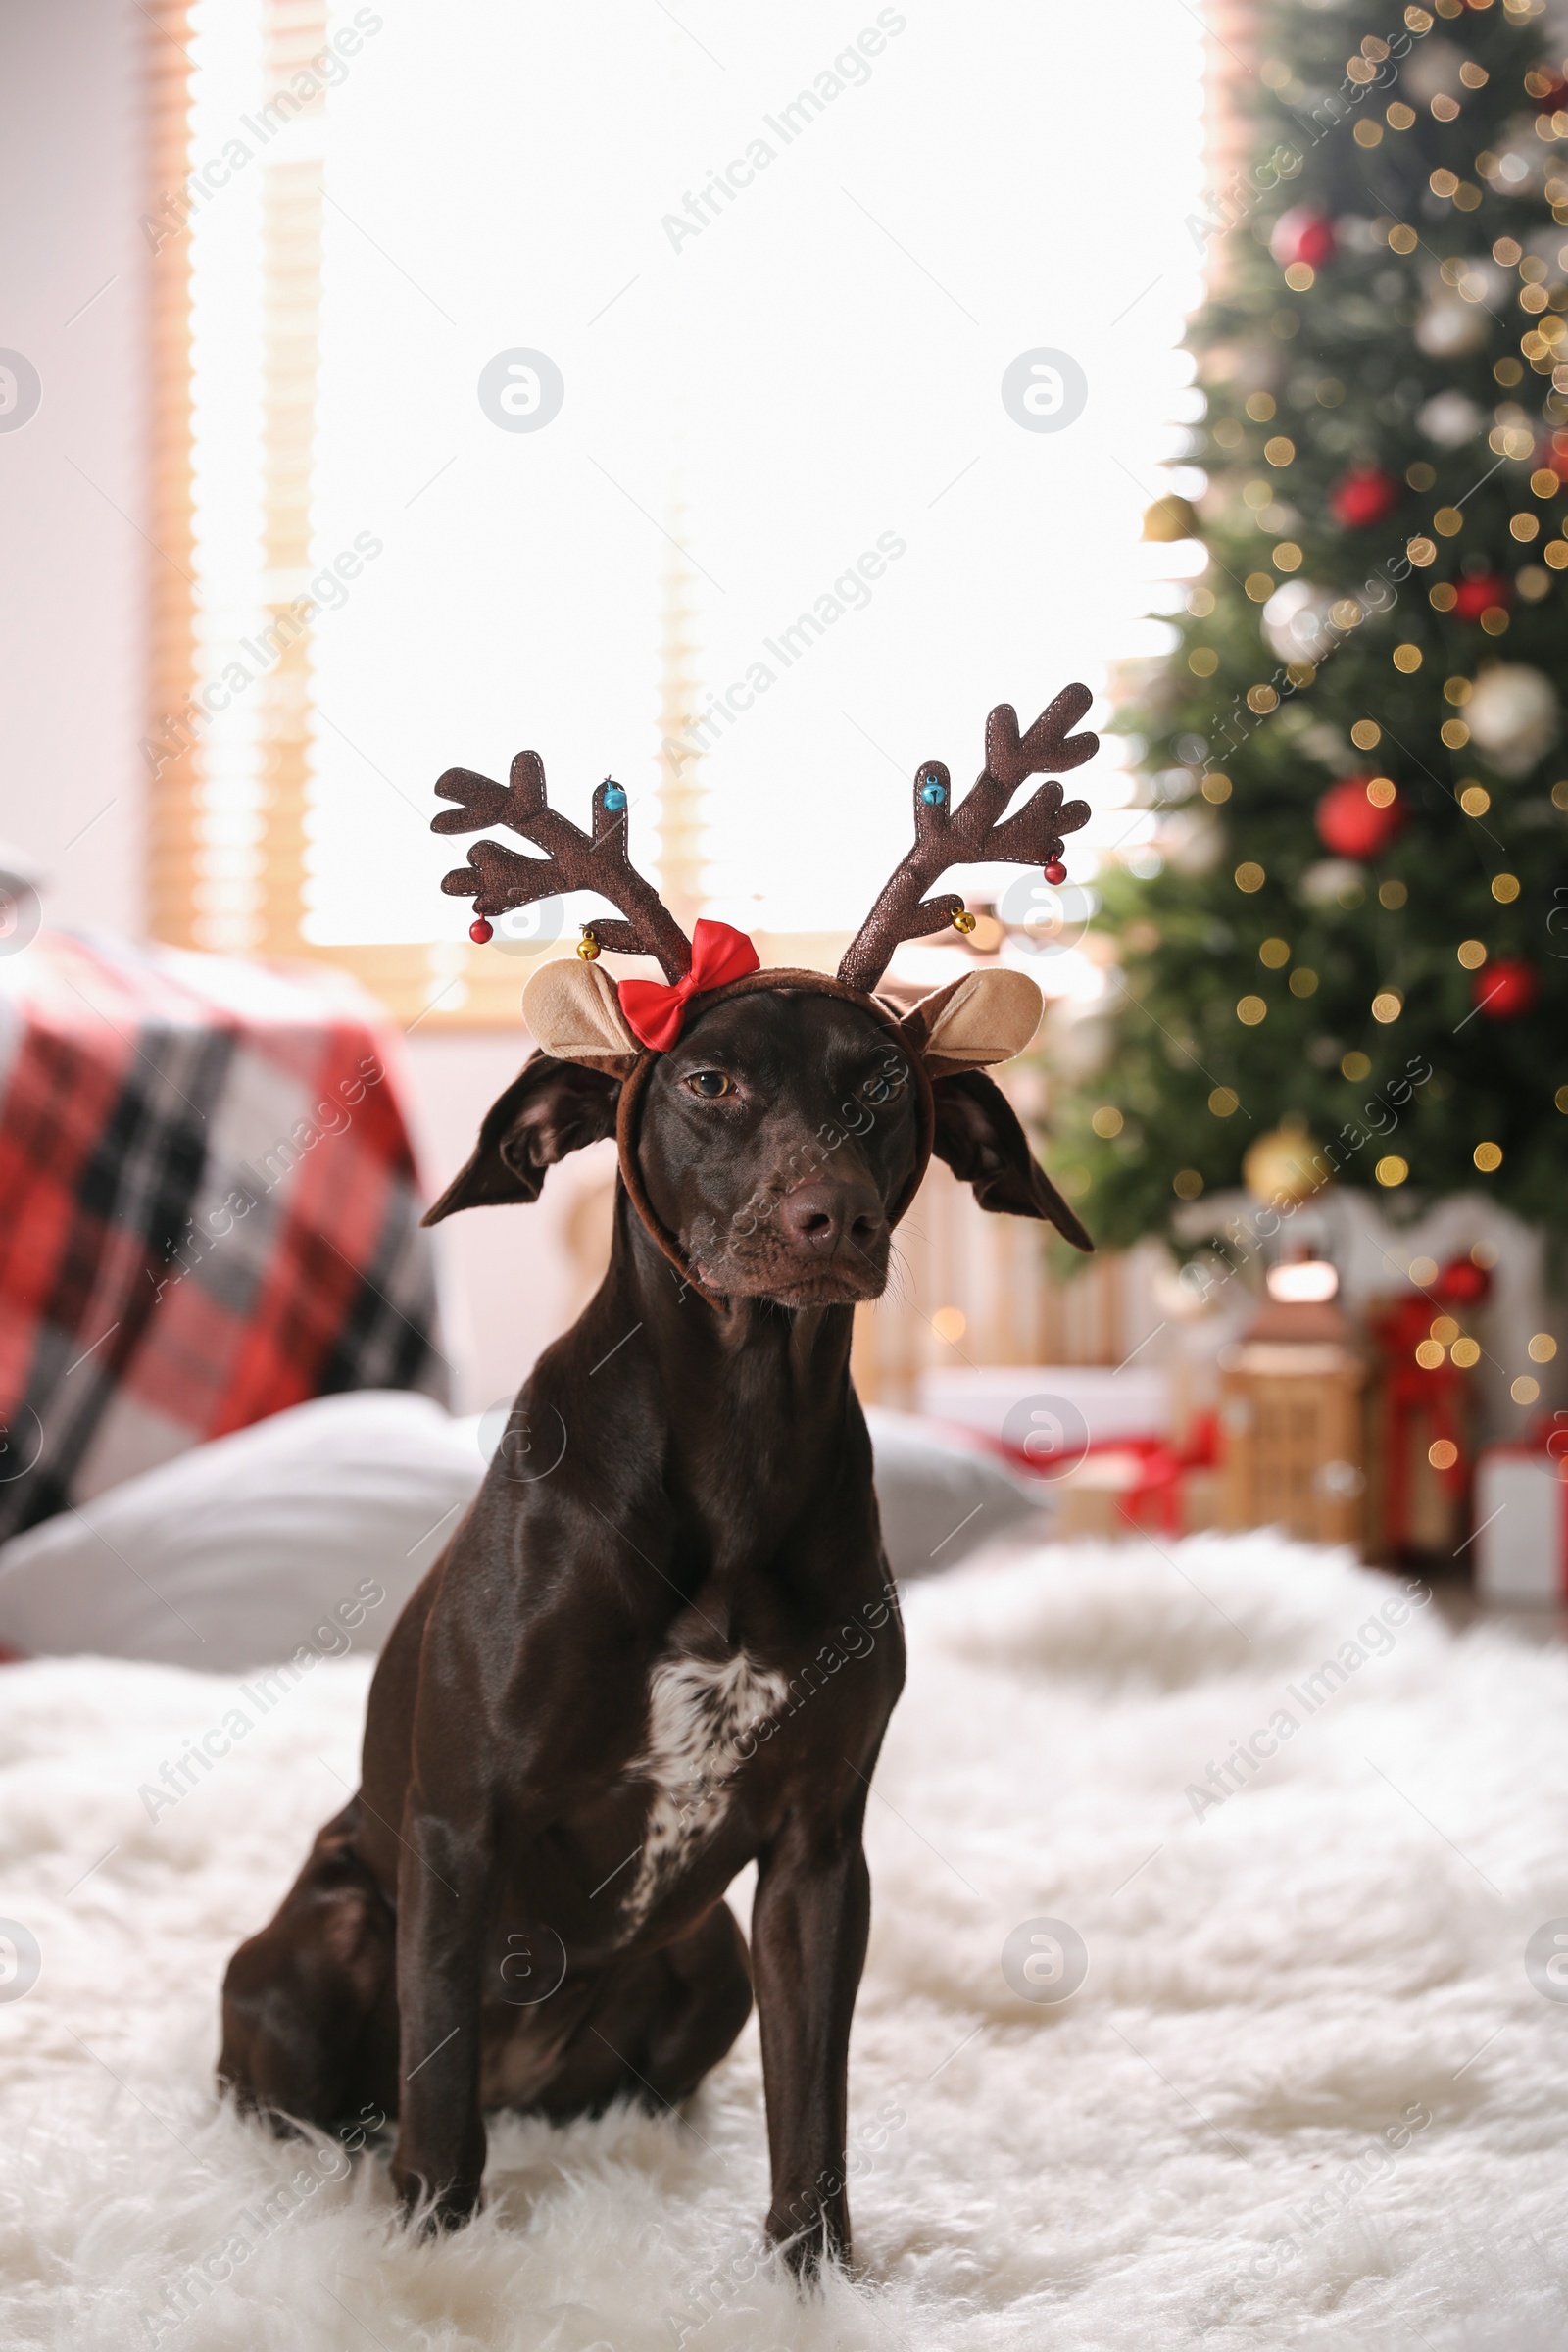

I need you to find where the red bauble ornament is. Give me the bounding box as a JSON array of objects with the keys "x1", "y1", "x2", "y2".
[
  {"x1": 1314, "y1": 775, "x2": 1406, "y2": 858},
  {"x1": 1270, "y1": 207, "x2": 1336, "y2": 270},
  {"x1": 1044, "y1": 860, "x2": 1067, "y2": 885},
  {"x1": 1451, "y1": 573, "x2": 1510, "y2": 620},
  {"x1": 1475, "y1": 956, "x2": 1538, "y2": 1018},
  {"x1": 1330, "y1": 466, "x2": 1399, "y2": 529},
  {"x1": 469, "y1": 917, "x2": 494, "y2": 944}
]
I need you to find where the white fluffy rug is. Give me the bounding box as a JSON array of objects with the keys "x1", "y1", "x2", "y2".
[{"x1": 3, "y1": 1534, "x2": 1568, "y2": 2350}]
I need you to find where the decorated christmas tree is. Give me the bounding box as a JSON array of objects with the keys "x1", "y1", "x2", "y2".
[{"x1": 1064, "y1": 0, "x2": 1568, "y2": 1250}]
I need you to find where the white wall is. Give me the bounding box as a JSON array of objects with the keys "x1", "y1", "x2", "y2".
[{"x1": 0, "y1": 0, "x2": 149, "y2": 929}]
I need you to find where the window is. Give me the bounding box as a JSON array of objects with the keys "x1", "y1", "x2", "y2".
[{"x1": 151, "y1": 0, "x2": 1206, "y2": 1018}]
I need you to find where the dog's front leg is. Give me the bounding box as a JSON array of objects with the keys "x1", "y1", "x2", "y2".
[
  {"x1": 390, "y1": 1799, "x2": 493, "y2": 2232},
  {"x1": 751, "y1": 1804, "x2": 871, "y2": 2277}
]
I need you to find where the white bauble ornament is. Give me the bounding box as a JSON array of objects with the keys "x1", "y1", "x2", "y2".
[
  {"x1": 1447, "y1": 257, "x2": 1508, "y2": 310},
  {"x1": 1465, "y1": 664, "x2": 1560, "y2": 777},
  {"x1": 1157, "y1": 809, "x2": 1222, "y2": 874},
  {"x1": 1300, "y1": 858, "x2": 1364, "y2": 906},
  {"x1": 1262, "y1": 579, "x2": 1337, "y2": 664},
  {"x1": 1296, "y1": 720, "x2": 1355, "y2": 769},
  {"x1": 1401, "y1": 36, "x2": 1462, "y2": 104},
  {"x1": 1415, "y1": 299, "x2": 1490, "y2": 359},
  {"x1": 1419, "y1": 389, "x2": 1486, "y2": 447}
]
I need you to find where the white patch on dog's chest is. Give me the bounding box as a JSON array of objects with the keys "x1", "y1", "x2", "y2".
[{"x1": 621, "y1": 1651, "x2": 786, "y2": 1924}]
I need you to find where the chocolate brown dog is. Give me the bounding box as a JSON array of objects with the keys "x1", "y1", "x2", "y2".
[{"x1": 219, "y1": 692, "x2": 1097, "y2": 2272}]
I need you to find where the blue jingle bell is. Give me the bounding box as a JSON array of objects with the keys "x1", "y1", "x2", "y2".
[
  {"x1": 920, "y1": 774, "x2": 946, "y2": 806},
  {"x1": 602, "y1": 780, "x2": 627, "y2": 812}
]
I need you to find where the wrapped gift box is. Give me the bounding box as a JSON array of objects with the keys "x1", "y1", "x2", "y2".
[
  {"x1": 917, "y1": 1366, "x2": 1219, "y2": 1543},
  {"x1": 917, "y1": 1365, "x2": 1169, "y2": 1452},
  {"x1": 1474, "y1": 1446, "x2": 1568, "y2": 1603},
  {"x1": 1053, "y1": 1443, "x2": 1222, "y2": 1543}
]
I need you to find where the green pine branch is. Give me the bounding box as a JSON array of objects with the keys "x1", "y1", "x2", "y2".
[{"x1": 1048, "y1": 0, "x2": 1568, "y2": 1251}]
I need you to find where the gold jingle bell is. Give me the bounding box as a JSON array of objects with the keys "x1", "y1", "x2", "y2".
[
  {"x1": 576, "y1": 930, "x2": 601, "y2": 961},
  {"x1": 952, "y1": 907, "x2": 978, "y2": 935}
]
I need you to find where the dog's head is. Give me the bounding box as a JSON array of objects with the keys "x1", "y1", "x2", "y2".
[{"x1": 423, "y1": 959, "x2": 1091, "y2": 1306}]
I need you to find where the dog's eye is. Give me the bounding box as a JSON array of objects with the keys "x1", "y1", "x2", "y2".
[
  {"x1": 861, "y1": 1060, "x2": 906, "y2": 1102},
  {"x1": 685, "y1": 1070, "x2": 733, "y2": 1099}
]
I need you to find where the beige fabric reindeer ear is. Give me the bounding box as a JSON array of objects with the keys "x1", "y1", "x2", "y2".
[
  {"x1": 521, "y1": 956, "x2": 643, "y2": 1077},
  {"x1": 905, "y1": 967, "x2": 1044, "y2": 1076}
]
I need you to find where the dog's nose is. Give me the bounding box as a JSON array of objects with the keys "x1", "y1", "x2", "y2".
[{"x1": 778, "y1": 1180, "x2": 885, "y2": 1258}]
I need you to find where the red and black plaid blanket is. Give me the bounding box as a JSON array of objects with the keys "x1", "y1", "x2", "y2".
[{"x1": 0, "y1": 931, "x2": 448, "y2": 1541}]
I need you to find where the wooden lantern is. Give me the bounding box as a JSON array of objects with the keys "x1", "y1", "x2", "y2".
[{"x1": 1218, "y1": 1292, "x2": 1366, "y2": 1548}]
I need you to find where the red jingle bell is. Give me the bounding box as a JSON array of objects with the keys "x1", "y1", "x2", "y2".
[
  {"x1": 1044, "y1": 860, "x2": 1067, "y2": 885},
  {"x1": 469, "y1": 917, "x2": 493, "y2": 944}
]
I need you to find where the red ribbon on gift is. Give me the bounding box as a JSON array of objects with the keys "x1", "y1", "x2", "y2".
[
  {"x1": 989, "y1": 1413, "x2": 1219, "y2": 1538},
  {"x1": 617, "y1": 918, "x2": 760, "y2": 1053}
]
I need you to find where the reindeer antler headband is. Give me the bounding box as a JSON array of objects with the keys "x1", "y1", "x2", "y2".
[
  {"x1": 434, "y1": 685, "x2": 1098, "y2": 1035},
  {"x1": 430, "y1": 691, "x2": 1098, "y2": 1294}
]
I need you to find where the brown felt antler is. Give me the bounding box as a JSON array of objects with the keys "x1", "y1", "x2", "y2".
[
  {"x1": 435, "y1": 754, "x2": 692, "y2": 980},
  {"x1": 837, "y1": 689, "x2": 1099, "y2": 995}
]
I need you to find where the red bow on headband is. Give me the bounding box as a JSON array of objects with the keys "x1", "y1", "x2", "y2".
[{"x1": 617, "y1": 918, "x2": 761, "y2": 1053}]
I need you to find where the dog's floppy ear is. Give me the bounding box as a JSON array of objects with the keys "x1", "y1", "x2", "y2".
[
  {"x1": 930, "y1": 1068, "x2": 1094, "y2": 1251},
  {"x1": 421, "y1": 1051, "x2": 620, "y2": 1223},
  {"x1": 520, "y1": 956, "x2": 642, "y2": 1078},
  {"x1": 892, "y1": 965, "x2": 1088, "y2": 1244},
  {"x1": 902, "y1": 967, "x2": 1044, "y2": 1077}
]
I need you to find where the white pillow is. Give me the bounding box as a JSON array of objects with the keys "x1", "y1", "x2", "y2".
[
  {"x1": 0, "y1": 1394, "x2": 1041, "y2": 1669},
  {"x1": 0, "y1": 1393, "x2": 482, "y2": 1673},
  {"x1": 864, "y1": 1408, "x2": 1042, "y2": 1583}
]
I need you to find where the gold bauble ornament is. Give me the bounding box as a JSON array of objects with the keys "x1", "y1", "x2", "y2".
[
  {"x1": 1142, "y1": 493, "x2": 1199, "y2": 542},
  {"x1": 1242, "y1": 1120, "x2": 1328, "y2": 1204}
]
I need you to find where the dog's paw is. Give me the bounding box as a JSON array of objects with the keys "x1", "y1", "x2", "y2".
[
  {"x1": 766, "y1": 2202, "x2": 850, "y2": 2287},
  {"x1": 392, "y1": 2166, "x2": 483, "y2": 2236}
]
